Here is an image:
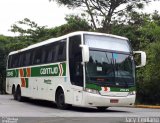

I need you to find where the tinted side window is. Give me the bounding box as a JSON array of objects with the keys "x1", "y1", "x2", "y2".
[
  {"x1": 8, "y1": 51, "x2": 32, "y2": 68},
  {"x1": 8, "y1": 39, "x2": 67, "y2": 67},
  {"x1": 42, "y1": 44, "x2": 56, "y2": 63},
  {"x1": 57, "y1": 40, "x2": 66, "y2": 62},
  {"x1": 11, "y1": 54, "x2": 20, "y2": 68},
  {"x1": 48, "y1": 44, "x2": 57, "y2": 63},
  {"x1": 41, "y1": 47, "x2": 47, "y2": 64},
  {"x1": 23, "y1": 51, "x2": 31, "y2": 66},
  {"x1": 42, "y1": 39, "x2": 66, "y2": 64},
  {"x1": 19, "y1": 53, "x2": 24, "y2": 67},
  {"x1": 33, "y1": 48, "x2": 43, "y2": 65}
]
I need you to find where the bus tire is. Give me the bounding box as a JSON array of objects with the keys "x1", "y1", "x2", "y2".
[
  {"x1": 56, "y1": 89, "x2": 68, "y2": 109},
  {"x1": 97, "y1": 107, "x2": 108, "y2": 111},
  {"x1": 16, "y1": 86, "x2": 23, "y2": 102},
  {"x1": 12, "y1": 85, "x2": 16, "y2": 100}
]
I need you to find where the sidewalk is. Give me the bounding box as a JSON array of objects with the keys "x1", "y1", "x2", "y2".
[{"x1": 135, "y1": 105, "x2": 160, "y2": 109}]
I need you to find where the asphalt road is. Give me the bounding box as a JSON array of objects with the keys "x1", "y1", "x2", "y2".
[{"x1": 0, "y1": 95, "x2": 160, "y2": 123}]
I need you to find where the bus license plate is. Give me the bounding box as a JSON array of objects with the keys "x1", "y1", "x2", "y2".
[{"x1": 110, "y1": 99, "x2": 119, "y2": 103}]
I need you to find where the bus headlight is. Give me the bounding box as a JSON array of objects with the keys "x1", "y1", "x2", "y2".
[
  {"x1": 128, "y1": 91, "x2": 136, "y2": 95},
  {"x1": 85, "y1": 88, "x2": 100, "y2": 94}
]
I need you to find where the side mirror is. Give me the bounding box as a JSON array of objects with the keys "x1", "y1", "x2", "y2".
[
  {"x1": 133, "y1": 51, "x2": 146, "y2": 68},
  {"x1": 80, "y1": 45, "x2": 89, "y2": 63}
]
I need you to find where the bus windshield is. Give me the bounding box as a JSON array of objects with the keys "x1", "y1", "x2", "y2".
[
  {"x1": 86, "y1": 50, "x2": 135, "y2": 87},
  {"x1": 84, "y1": 34, "x2": 135, "y2": 88}
]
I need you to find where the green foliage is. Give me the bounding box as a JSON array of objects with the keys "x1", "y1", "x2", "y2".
[
  {"x1": 136, "y1": 19, "x2": 160, "y2": 104},
  {"x1": 0, "y1": 35, "x2": 11, "y2": 94},
  {"x1": 10, "y1": 18, "x2": 49, "y2": 43},
  {"x1": 112, "y1": 11, "x2": 160, "y2": 104},
  {"x1": 136, "y1": 42, "x2": 160, "y2": 104}
]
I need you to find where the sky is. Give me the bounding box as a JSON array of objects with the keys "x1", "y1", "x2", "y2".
[{"x1": 0, "y1": 0, "x2": 160, "y2": 36}]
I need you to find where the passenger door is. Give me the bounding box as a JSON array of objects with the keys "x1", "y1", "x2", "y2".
[{"x1": 69, "y1": 35, "x2": 83, "y2": 105}]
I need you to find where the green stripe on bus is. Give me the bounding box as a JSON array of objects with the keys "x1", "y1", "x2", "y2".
[
  {"x1": 6, "y1": 62, "x2": 66, "y2": 77},
  {"x1": 6, "y1": 69, "x2": 19, "y2": 77},
  {"x1": 31, "y1": 64, "x2": 60, "y2": 77},
  {"x1": 62, "y1": 63, "x2": 66, "y2": 76}
]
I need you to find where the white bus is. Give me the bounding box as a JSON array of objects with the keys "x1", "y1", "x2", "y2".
[{"x1": 6, "y1": 31, "x2": 146, "y2": 110}]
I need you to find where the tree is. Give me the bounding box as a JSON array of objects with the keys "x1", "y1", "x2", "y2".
[
  {"x1": 135, "y1": 40, "x2": 160, "y2": 104},
  {"x1": 112, "y1": 12, "x2": 151, "y2": 50},
  {"x1": 109, "y1": 11, "x2": 160, "y2": 104},
  {"x1": 135, "y1": 18, "x2": 160, "y2": 104},
  {"x1": 0, "y1": 35, "x2": 11, "y2": 94},
  {"x1": 0, "y1": 48, "x2": 5, "y2": 94},
  {"x1": 10, "y1": 18, "x2": 49, "y2": 43},
  {"x1": 51, "y1": 0, "x2": 152, "y2": 33},
  {"x1": 152, "y1": 10, "x2": 160, "y2": 26}
]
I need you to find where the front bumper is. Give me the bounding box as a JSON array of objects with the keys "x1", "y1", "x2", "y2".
[{"x1": 82, "y1": 92, "x2": 136, "y2": 107}]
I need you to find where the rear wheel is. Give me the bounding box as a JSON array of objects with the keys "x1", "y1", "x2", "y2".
[
  {"x1": 12, "y1": 86, "x2": 16, "y2": 100},
  {"x1": 97, "y1": 107, "x2": 108, "y2": 111},
  {"x1": 16, "y1": 87, "x2": 23, "y2": 102},
  {"x1": 56, "y1": 89, "x2": 68, "y2": 109}
]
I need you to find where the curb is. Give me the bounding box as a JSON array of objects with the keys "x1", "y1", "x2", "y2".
[{"x1": 135, "y1": 105, "x2": 160, "y2": 109}]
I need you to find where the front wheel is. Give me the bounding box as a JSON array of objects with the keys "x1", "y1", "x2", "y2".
[
  {"x1": 56, "y1": 89, "x2": 68, "y2": 109},
  {"x1": 97, "y1": 107, "x2": 108, "y2": 111}
]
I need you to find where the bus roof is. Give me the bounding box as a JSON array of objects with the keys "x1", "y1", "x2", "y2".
[{"x1": 8, "y1": 31, "x2": 128, "y2": 55}]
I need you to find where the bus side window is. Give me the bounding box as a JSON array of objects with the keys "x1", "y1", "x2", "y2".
[
  {"x1": 23, "y1": 52, "x2": 31, "y2": 66},
  {"x1": 41, "y1": 46, "x2": 47, "y2": 64},
  {"x1": 33, "y1": 48, "x2": 42, "y2": 65},
  {"x1": 51, "y1": 44, "x2": 57, "y2": 63},
  {"x1": 42, "y1": 45, "x2": 51, "y2": 64},
  {"x1": 44, "y1": 40, "x2": 66, "y2": 64},
  {"x1": 69, "y1": 35, "x2": 83, "y2": 87},
  {"x1": 12, "y1": 54, "x2": 20, "y2": 68},
  {"x1": 19, "y1": 53, "x2": 24, "y2": 67},
  {"x1": 57, "y1": 40, "x2": 66, "y2": 62},
  {"x1": 45, "y1": 44, "x2": 56, "y2": 63}
]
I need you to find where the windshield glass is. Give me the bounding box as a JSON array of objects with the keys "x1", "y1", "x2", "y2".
[{"x1": 86, "y1": 50, "x2": 135, "y2": 87}]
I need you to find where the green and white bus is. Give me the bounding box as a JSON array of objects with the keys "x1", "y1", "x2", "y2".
[{"x1": 6, "y1": 31, "x2": 146, "y2": 110}]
